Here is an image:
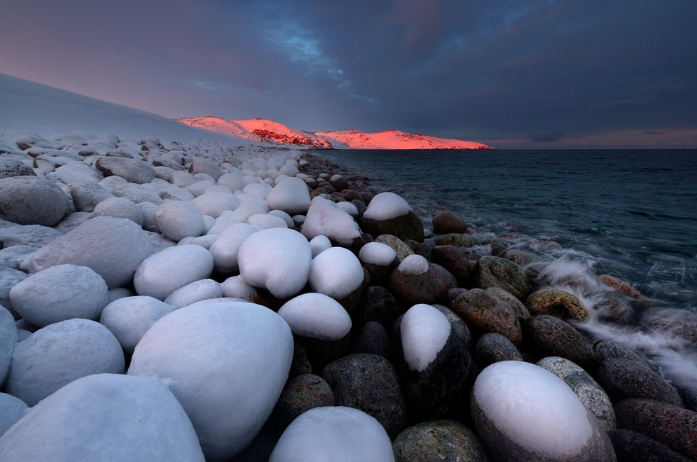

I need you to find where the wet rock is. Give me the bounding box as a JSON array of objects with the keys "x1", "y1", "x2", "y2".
[
  {"x1": 452, "y1": 288, "x2": 523, "y2": 346},
  {"x1": 502, "y1": 249, "x2": 538, "y2": 266},
  {"x1": 433, "y1": 304, "x2": 472, "y2": 349},
  {"x1": 389, "y1": 258, "x2": 450, "y2": 307},
  {"x1": 0, "y1": 176, "x2": 70, "y2": 226},
  {"x1": 361, "y1": 211, "x2": 424, "y2": 243},
  {"x1": 269, "y1": 373, "x2": 334, "y2": 429},
  {"x1": 596, "y1": 358, "x2": 683, "y2": 406},
  {"x1": 615, "y1": 398, "x2": 697, "y2": 461},
  {"x1": 525, "y1": 288, "x2": 589, "y2": 322},
  {"x1": 430, "y1": 245, "x2": 477, "y2": 288},
  {"x1": 432, "y1": 211, "x2": 468, "y2": 235},
  {"x1": 322, "y1": 354, "x2": 407, "y2": 439},
  {"x1": 641, "y1": 308, "x2": 697, "y2": 348},
  {"x1": 95, "y1": 157, "x2": 156, "y2": 184},
  {"x1": 349, "y1": 322, "x2": 393, "y2": 360},
  {"x1": 475, "y1": 256, "x2": 529, "y2": 301},
  {"x1": 487, "y1": 287, "x2": 531, "y2": 319},
  {"x1": 436, "y1": 233, "x2": 477, "y2": 247},
  {"x1": 608, "y1": 429, "x2": 691, "y2": 462},
  {"x1": 289, "y1": 343, "x2": 312, "y2": 376},
  {"x1": 593, "y1": 340, "x2": 660, "y2": 373},
  {"x1": 358, "y1": 285, "x2": 401, "y2": 330},
  {"x1": 375, "y1": 234, "x2": 414, "y2": 263},
  {"x1": 522, "y1": 315, "x2": 596, "y2": 370},
  {"x1": 392, "y1": 420, "x2": 489, "y2": 462},
  {"x1": 597, "y1": 274, "x2": 647, "y2": 300},
  {"x1": 537, "y1": 356, "x2": 616, "y2": 431},
  {"x1": 475, "y1": 333, "x2": 523, "y2": 368}
]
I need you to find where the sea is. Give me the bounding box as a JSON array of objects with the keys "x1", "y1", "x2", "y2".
[{"x1": 314, "y1": 149, "x2": 697, "y2": 311}]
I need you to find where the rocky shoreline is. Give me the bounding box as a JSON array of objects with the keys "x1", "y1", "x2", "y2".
[{"x1": 0, "y1": 136, "x2": 696, "y2": 462}]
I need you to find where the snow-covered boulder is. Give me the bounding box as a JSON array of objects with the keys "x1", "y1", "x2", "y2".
[
  {"x1": 209, "y1": 223, "x2": 258, "y2": 274},
  {"x1": 471, "y1": 361, "x2": 616, "y2": 461},
  {"x1": 309, "y1": 247, "x2": 364, "y2": 299},
  {"x1": 99, "y1": 296, "x2": 175, "y2": 354},
  {"x1": 0, "y1": 392, "x2": 28, "y2": 438},
  {"x1": 360, "y1": 192, "x2": 424, "y2": 242},
  {"x1": 154, "y1": 200, "x2": 205, "y2": 241},
  {"x1": 0, "y1": 176, "x2": 70, "y2": 226},
  {"x1": 5, "y1": 319, "x2": 124, "y2": 406},
  {"x1": 309, "y1": 235, "x2": 332, "y2": 257},
  {"x1": 228, "y1": 194, "x2": 269, "y2": 222},
  {"x1": 247, "y1": 213, "x2": 288, "y2": 229},
  {"x1": 0, "y1": 306, "x2": 17, "y2": 387},
  {"x1": 24, "y1": 216, "x2": 153, "y2": 288},
  {"x1": 0, "y1": 374, "x2": 205, "y2": 462},
  {"x1": 400, "y1": 304, "x2": 451, "y2": 372},
  {"x1": 278, "y1": 293, "x2": 352, "y2": 341},
  {"x1": 10, "y1": 264, "x2": 109, "y2": 327},
  {"x1": 269, "y1": 406, "x2": 394, "y2": 462},
  {"x1": 220, "y1": 276, "x2": 259, "y2": 302},
  {"x1": 128, "y1": 301, "x2": 293, "y2": 461},
  {"x1": 163, "y1": 279, "x2": 222, "y2": 308},
  {"x1": 133, "y1": 244, "x2": 213, "y2": 300},
  {"x1": 266, "y1": 177, "x2": 311, "y2": 215},
  {"x1": 95, "y1": 157, "x2": 156, "y2": 184},
  {"x1": 301, "y1": 197, "x2": 363, "y2": 248},
  {"x1": 92, "y1": 196, "x2": 144, "y2": 226},
  {"x1": 238, "y1": 228, "x2": 312, "y2": 300},
  {"x1": 192, "y1": 192, "x2": 239, "y2": 218},
  {"x1": 217, "y1": 172, "x2": 245, "y2": 192},
  {"x1": 358, "y1": 242, "x2": 398, "y2": 285}
]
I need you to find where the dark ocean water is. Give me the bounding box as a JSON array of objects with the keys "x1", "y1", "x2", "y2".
[{"x1": 315, "y1": 149, "x2": 697, "y2": 310}]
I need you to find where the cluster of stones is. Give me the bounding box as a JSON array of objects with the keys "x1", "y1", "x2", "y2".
[{"x1": 0, "y1": 131, "x2": 695, "y2": 462}]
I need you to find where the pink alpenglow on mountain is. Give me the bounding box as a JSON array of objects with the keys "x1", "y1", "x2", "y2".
[{"x1": 316, "y1": 129, "x2": 493, "y2": 150}]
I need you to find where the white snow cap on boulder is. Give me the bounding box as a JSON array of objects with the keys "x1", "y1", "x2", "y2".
[
  {"x1": 10, "y1": 264, "x2": 109, "y2": 327},
  {"x1": 278, "y1": 293, "x2": 352, "y2": 341},
  {"x1": 359, "y1": 242, "x2": 397, "y2": 266},
  {"x1": 309, "y1": 235, "x2": 332, "y2": 258},
  {"x1": 24, "y1": 216, "x2": 153, "y2": 288},
  {"x1": 269, "y1": 406, "x2": 395, "y2": 462},
  {"x1": 363, "y1": 192, "x2": 412, "y2": 220},
  {"x1": 397, "y1": 254, "x2": 429, "y2": 275},
  {"x1": 0, "y1": 374, "x2": 205, "y2": 462},
  {"x1": 400, "y1": 304, "x2": 451, "y2": 372},
  {"x1": 309, "y1": 247, "x2": 364, "y2": 299},
  {"x1": 238, "y1": 228, "x2": 312, "y2": 300},
  {"x1": 301, "y1": 197, "x2": 361, "y2": 246},
  {"x1": 473, "y1": 361, "x2": 595, "y2": 459},
  {"x1": 128, "y1": 301, "x2": 293, "y2": 462},
  {"x1": 266, "y1": 177, "x2": 311, "y2": 215},
  {"x1": 5, "y1": 319, "x2": 125, "y2": 406},
  {"x1": 99, "y1": 296, "x2": 175, "y2": 354},
  {"x1": 133, "y1": 244, "x2": 214, "y2": 300}
]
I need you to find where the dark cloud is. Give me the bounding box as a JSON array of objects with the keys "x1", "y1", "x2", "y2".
[{"x1": 2, "y1": 0, "x2": 697, "y2": 147}]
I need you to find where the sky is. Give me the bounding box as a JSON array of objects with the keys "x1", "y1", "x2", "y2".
[{"x1": 2, "y1": 0, "x2": 696, "y2": 148}]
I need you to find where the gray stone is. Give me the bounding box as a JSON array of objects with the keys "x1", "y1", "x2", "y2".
[
  {"x1": 475, "y1": 333, "x2": 523, "y2": 368},
  {"x1": 608, "y1": 429, "x2": 692, "y2": 462},
  {"x1": 349, "y1": 321, "x2": 393, "y2": 360},
  {"x1": 358, "y1": 285, "x2": 401, "y2": 330},
  {"x1": 95, "y1": 157, "x2": 156, "y2": 184},
  {"x1": 0, "y1": 155, "x2": 35, "y2": 179},
  {"x1": 389, "y1": 262, "x2": 450, "y2": 307},
  {"x1": 523, "y1": 315, "x2": 597, "y2": 370},
  {"x1": 0, "y1": 225, "x2": 62, "y2": 248},
  {"x1": 453, "y1": 288, "x2": 523, "y2": 346},
  {"x1": 433, "y1": 304, "x2": 473, "y2": 349},
  {"x1": 596, "y1": 358, "x2": 683, "y2": 406},
  {"x1": 430, "y1": 245, "x2": 477, "y2": 288},
  {"x1": 270, "y1": 373, "x2": 334, "y2": 429},
  {"x1": 393, "y1": 420, "x2": 489, "y2": 462},
  {"x1": 361, "y1": 210, "x2": 424, "y2": 243},
  {"x1": 0, "y1": 176, "x2": 70, "y2": 226},
  {"x1": 375, "y1": 234, "x2": 414, "y2": 263},
  {"x1": 322, "y1": 354, "x2": 407, "y2": 438},
  {"x1": 475, "y1": 256, "x2": 530, "y2": 301},
  {"x1": 436, "y1": 233, "x2": 477, "y2": 247},
  {"x1": 537, "y1": 356, "x2": 616, "y2": 431},
  {"x1": 189, "y1": 158, "x2": 223, "y2": 180},
  {"x1": 68, "y1": 181, "x2": 112, "y2": 212}
]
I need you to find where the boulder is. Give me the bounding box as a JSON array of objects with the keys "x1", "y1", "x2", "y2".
[
  {"x1": 431, "y1": 211, "x2": 468, "y2": 234},
  {"x1": 392, "y1": 420, "x2": 489, "y2": 462},
  {"x1": 0, "y1": 176, "x2": 69, "y2": 226},
  {"x1": 95, "y1": 157, "x2": 156, "y2": 184},
  {"x1": 475, "y1": 256, "x2": 529, "y2": 301},
  {"x1": 452, "y1": 288, "x2": 523, "y2": 346},
  {"x1": 526, "y1": 288, "x2": 588, "y2": 321}
]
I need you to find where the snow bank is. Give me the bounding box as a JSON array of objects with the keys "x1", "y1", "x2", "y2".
[
  {"x1": 363, "y1": 192, "x2": 412, "y2": 220},
  {"x1": 269, "y1": 406, "x2": 394, "y2": 462},
  {"x1": 128, "y1": 301, "x2": 293, "y2": 461},
  {"x1": 277, "y1": 293, "x2": 352, "y2": 340},
  {"x1": 400, "y1": 304, "x2": 451, "y2": 372},
  {"x1": 0, "y1": 374, "x2": 205, "y2": 462},
  {"x1": 238, "y1": 228, "x2": 312, "y2": 299},
  {"x1": 309, "y1": 247, "x2": 364, "y2": 299}
]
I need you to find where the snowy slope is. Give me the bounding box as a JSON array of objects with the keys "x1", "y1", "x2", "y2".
[
  {"x1": 174, "y1": 117, "x2": 269, "y2": 143},
  {"x1": 234, "y1": 118, "x2": 332, "y2": 148},
  {"x1": 316, "y1": 129, "x2": 493, "y2": 150},
  {"x1": 0, "y1": 73, "x2": 253, "y2": 145}
]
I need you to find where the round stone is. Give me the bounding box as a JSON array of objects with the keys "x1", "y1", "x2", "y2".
[{"x1": 0, "y1": 176, "x2": 70, "y2": 226}]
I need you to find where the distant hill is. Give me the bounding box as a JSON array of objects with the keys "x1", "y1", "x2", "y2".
[{"x1": 316, "y1": 129, "x2": 493, "y2": 150}]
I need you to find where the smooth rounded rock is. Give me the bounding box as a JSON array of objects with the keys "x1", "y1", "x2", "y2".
[
  {"x1": 453, "y1": 288, "x2": 523, "y2": 346},
  {"x1": 92, "y1": 196, "x2": 144, "y2": 226},
  {"x1": 154, "y1": 200, "x2": 205, "y2": 241},
  {"x1": 608, "y1": 429, "x2": 691, "y2": 462},
  {"x1": 10, "y1": 264, "x2": 109, "y2": 327},
  {"x1": 0, "y1": 176, "x2": 70, "y2": 226},
  {"x1": 526, "y1": 288, "x2": 589, "y2": 322},
  {"x1": 475, "y1": 256, "x2": 529, "y2": 301},
  {"x1": 5, "y1": 319, "x2": 125, "y2": 406},
  {"x1": 596, "y1": 358, "x2": 683, "y2": 406},
  {"x1": 0, "y1": 392, "x2": 29, "y2": 437},
  {"x1": 134, "y1": 244, "x2": 214, "y2": 300},
  {"x1": 163, "y1": 278, "x2": 222, "y2": 308},
  {"x1": 523, "y1": 315, "x2": 596, "y2": 370},
  {"x1": 392, "y1": 420, "x2": 489, "y2": 462},
  {"x1": 270, "y1": 373, "x2": 335, "y2": 429},
  {"x1": 474, "y1": 333, "x2": 523, "y2": 368},
  {"x1": 0, "y1": 306, "x2": 17, "y2": 387},
  {"x1": 95, "y1": 157, "x2": 156, "y2": 184},
  {"x1": 99, "y1": 296, "x2": 175, "y2": 354},
  {"x1": 432, "y1": 211, "x2": 468, "y2": 234}
]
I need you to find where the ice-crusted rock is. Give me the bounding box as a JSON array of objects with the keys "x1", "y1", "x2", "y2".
[
  {"x1": 93, "y1": 196, "x2": 145, "y2": 225},
  {"x1": 0, "y1": 176, "x2": 70, "y2": 226},
  {"x1": 128, "y1": 301, "x2": 293, "y2": 461},
  {"x1": 278, "y1": 293, "x2": 352, "y2": 341},
  {"x1": 269, "y1": 406, "x2": 395, "y2": 462},
  {"x1": 400, "y1": 304, "x2": 451, "y2": 372},
  {"x1": 0, "y1": 374, "x2": 205, "y2": 462},
  {"x1": 0, "y1": 392, "x2": 28, "y2": 438},
  {"x1": 10, "y1": 264, "x2": 109, "y2": 327},
  {"x1": 134, "y1": 244, "x2": 214, "y2": 300},
  {"x1": 99, "y1": 296, "x2": 175, "y2": 354},
  {"x1": 25, "y1": 216, "x2": 153, "y2": 288},
  {"x1": 302, "y1": 197, "x2": 362, "y2": 248},
  {"x1": 267, "y1": 177, "x2": 311, "y2": 215},
  {"x1": 359, "y1": 242, "x2": 397, "y2": 266},
  {"x1": 95, "y1": 157, "x2": 156, "y2": 184},
  {"x1": 189, "y1": 158, "x2": 223, "y2": 180},
  {"x1": 164, "y1": 279, "x2": 222, "y2": 308},
  {"x1": 0, "y1": 306, "x2": 17, "y2": 387},
  {"x1": 5, "y1": 319, "x2": 124, "y2": 406},
  {"x1": 238, "y1": 228, "x2": 312, "y2": 300},
  {"x1": 0, "y1": 268, "x2": 27, "y2": 313},
  {"x1": 154, "y1": 200, "x2": 205, "y2": 241},
  {"x1": 209, "y1": 223, "x2": 258, "y2": 274},
  {"x1": 309, "y1": 247, "x2": 364, "y2": 299},
  {"x1": 192, "y1": 192, "x2": 240, "y2": 218},
  {"x1": 220, "y1": 275, "x2": 259, "y2": 301},
  {"x1": 68, "y1": 181, "x2": 112, "y2": 212},
  {"x1": 471, "y1": 361, "x2": 615, "y2": 462},
  {"x1": 0, "y1": 224, "x2": 63, "y2": 248}
]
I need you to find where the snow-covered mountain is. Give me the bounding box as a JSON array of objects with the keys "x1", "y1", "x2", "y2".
[
  {"x1": 178, "y1": 117, "x2": 493, "y2": 150},
  {"x1": 178, "y1": 117, "x2": 332, "y2": 148},
  {"x1": 316, "y1": 129, "x2": 493, "y2": 150}
]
